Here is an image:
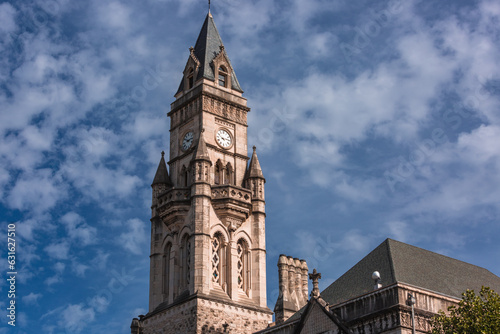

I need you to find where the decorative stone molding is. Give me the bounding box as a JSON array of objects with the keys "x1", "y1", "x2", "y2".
[
  {"x1": 211, "y1": 185, "x2": 251, "y2": 203},
  {"x1": 202, "y1": 95, "x2": 247, "y2": 125},
  {"x1": 156, "y1": 188, "x2": 191, "y2": 228},
  {"x1": 170, "y1": 97, "x2": 202, "y2": 129}
]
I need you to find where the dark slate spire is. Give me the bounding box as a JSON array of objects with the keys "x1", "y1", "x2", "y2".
[
  {"x1": 246, "y1": 146, "x2": 264, "y2": 179},
  {"x1": 152, "y1": 151, "x2": 172, "y2": 186},
  {"x1": 176, "y1": 12, "x2": 243, "y2": 94},
  {"x1": 193, "y1": 130, "x2": 210, "y2": 161}
]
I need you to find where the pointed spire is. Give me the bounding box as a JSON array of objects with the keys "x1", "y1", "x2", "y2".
[
  {"x1": 193, "y1": 129, "x2": 211, "y2": 161},
  {"x1": 176, "y1": 13, "x2": 243, "y2": 95},
  {"x1": 152, "y1": 151, "x2": 172, "y2": 187},
  {"x1": 246, "y1": 146, "x2": 264, "y2": 179}
]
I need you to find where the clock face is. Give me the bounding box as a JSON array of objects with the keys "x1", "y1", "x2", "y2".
[
  {"x1": 182, "y1": 131, "x2": 194, "y2": 151},
  {"x1": 216, "y1": 129, "x2": 232, "y2": 148}
]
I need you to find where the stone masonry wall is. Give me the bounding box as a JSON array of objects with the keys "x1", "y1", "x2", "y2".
[
  {"x1": 141, "y1": 299, "x2": 197, "y2": 334},
  {"x1": 139, "y1": 297, "x2": 272, "y2": 334},
  {"x1": 197, "y1": 298, "x2": 272, "y2": 333}
]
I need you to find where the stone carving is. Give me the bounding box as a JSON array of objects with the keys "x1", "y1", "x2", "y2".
[
  {"x1": 203, "y1": 95, "x2": 247, "y2": 125},
  {"x1": 309, "y1": 269, "x2": 322, "y2": 298},
  {"x1": 211, "y1": 186, "x2": 251, "y2": 204}
]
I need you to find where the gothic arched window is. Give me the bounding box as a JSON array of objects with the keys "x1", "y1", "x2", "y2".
[
  {"x1": 187, "y1": 68, "x2": 194, "y2": 89},
  {"x1": 180, "y1": 165, "x2": 188, "y2": 187},
  {"x1": 163, "y1": 243, "x2": 172, "y2": 299},
  {"x1": 237, "y1": 239, "x2": 250, "y2": 294},
  {"x1": 211, "y1": 232, "x2": 227, "y2": 291},
  {"x1": 180, "y1": 235, "x2": 191, "y2": 291},
  {"x1": 214, "y1": 160, "x2": 223, "y2": 185},
  {"x1": 225, "y1": 163, "x2": 233, "y2": 185}
]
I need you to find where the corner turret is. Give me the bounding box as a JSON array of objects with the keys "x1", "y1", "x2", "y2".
[
  {"x1": 152, "y1": 151, "x2": 172, "y2": 210},
  {"x1": 244, "y1": 146, "x2": 265, "y2": 202}
]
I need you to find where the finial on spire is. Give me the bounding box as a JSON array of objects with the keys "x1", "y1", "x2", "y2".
[
  {"x1": 161, "y1": 151, "x2": 165, "y2": 157},
  {"x1": 253, "y1": 145, "x2": 256, "y2": 152},
  {"x1": 208, "y1": 0, "x2": 211, "y2": 13}
]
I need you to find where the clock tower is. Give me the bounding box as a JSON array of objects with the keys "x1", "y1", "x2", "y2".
[{"x1": 131, "y1": 12, "x2": 272, "y2": 334}]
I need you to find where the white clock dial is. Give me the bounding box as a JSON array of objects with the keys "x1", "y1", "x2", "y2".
[
  {"x1": 182, "y1": 131, "x2": 194, "y2": 151},
  {"x1": 216, "y1": 129, "x2": 232, "y2": 148}
]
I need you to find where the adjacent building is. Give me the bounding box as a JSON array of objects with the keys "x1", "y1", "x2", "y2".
[{"x1": 259, "y1": 238, "x2": 500, "y2": 334}]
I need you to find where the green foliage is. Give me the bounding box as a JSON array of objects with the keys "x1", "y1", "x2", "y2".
[{"x1": 431, "y1": 286, "x2": 500, "y2": 334}]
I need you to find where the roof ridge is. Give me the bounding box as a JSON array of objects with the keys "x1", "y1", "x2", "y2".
[{"x1": 385, "y1": 238, "x2": 397, "y2": 283}]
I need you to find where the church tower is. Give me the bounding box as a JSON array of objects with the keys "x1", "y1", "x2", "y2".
[{"x1": 131, "y1": 11, "x2": 272, "y2": 334}]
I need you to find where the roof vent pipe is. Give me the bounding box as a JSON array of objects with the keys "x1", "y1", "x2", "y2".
[{"x1": 372, "y1": 271, "x2": 382, "y2": 290}]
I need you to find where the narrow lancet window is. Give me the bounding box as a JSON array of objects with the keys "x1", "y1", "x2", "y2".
[
  {"x1": 163, "y1": 243, "x2": 172, "y2": 299},
  {"x1": 218, "y1": 66, "x2": 227, "y2": 87}
]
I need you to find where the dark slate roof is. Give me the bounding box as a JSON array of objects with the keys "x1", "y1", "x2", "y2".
[
  {"x1": 176, "y1": 13, "x2": 243, "y2": 95},
  {"x1": 321, "y1": 238, "x2": 500, "y2": 306},
  {"x1": 151, "y1": 151, "x2": 172, "y2": 186}
]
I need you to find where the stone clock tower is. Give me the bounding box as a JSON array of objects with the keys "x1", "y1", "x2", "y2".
[{"x1": 131, "y1": 12, "x2": 272, "y2": 334}]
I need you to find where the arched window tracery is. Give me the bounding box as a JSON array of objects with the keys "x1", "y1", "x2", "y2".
[{"x1": 212, "y1": 232, "x2": 227, "y2": 291}]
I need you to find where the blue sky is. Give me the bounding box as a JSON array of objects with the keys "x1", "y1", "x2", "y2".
[{"x1": 1, "y1": 0, "x2": 499, "y2": 333}]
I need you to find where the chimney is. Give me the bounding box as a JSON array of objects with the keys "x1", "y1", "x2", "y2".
[{"x1": 274, "y1": 255, "x2": 308, "y2": 324}]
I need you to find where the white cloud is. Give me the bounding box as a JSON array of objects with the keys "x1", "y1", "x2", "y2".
[
  {"x1": 117, "y1": 218, "x2": 147, "y2": 255},
  {"x1": 90, "y1": 250, "x2": 110, "y2": 271},
  {"x1": 6, "y1": 169, "x2": 66, "y2": 214},
  {"x1": 124, "y1": 112, "x2": 167, "y2": 142},
  {"x1": 0, "y1": 3, "x2": 17, "y2": 34},
  {"x1": 45, "y1": 275, "x2": 62, "y2": 286},
  {"x1": 61, "y1": 212, "x2": 97, "y2": 246},
  {"x1": 98, "y1": 2, "x2": 131, "y2": 30},
  {"x1": 54, "y1": 262, "x2": 65, "y2": 273},
  {"x1": 58, "y1": 303, "x2": 95, "y2": 333},
  {"x1": 387, "y1": 124, "x2": 500, "y2": 224},
  {"x1": 44, "y1": 241, "x2": 70, "y2": 260},
  {"x1": 18, "y1": 241, "x2": 39, "y2": 265},
  {"x1": 456, "y1": 125, "x2": 500, "y2": 163},
  {"x1": 385, "y1": 221, "x2": 410, "y2": 243},
  {"x1": 88, "y1": 295, "x2": 110, "y2": 313},
  {"x1": 22, "y1": 292, "x2": 42, "y2": 305},
  {"x1": 294, "y1": 228, "x2": 375, "y2": 270},
  {"x1": 15, "y1": 219, "x2": 38, "y2": 242},
  {"x1": 72, "y1": 261, "x2": 89, "y2": 277}
]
